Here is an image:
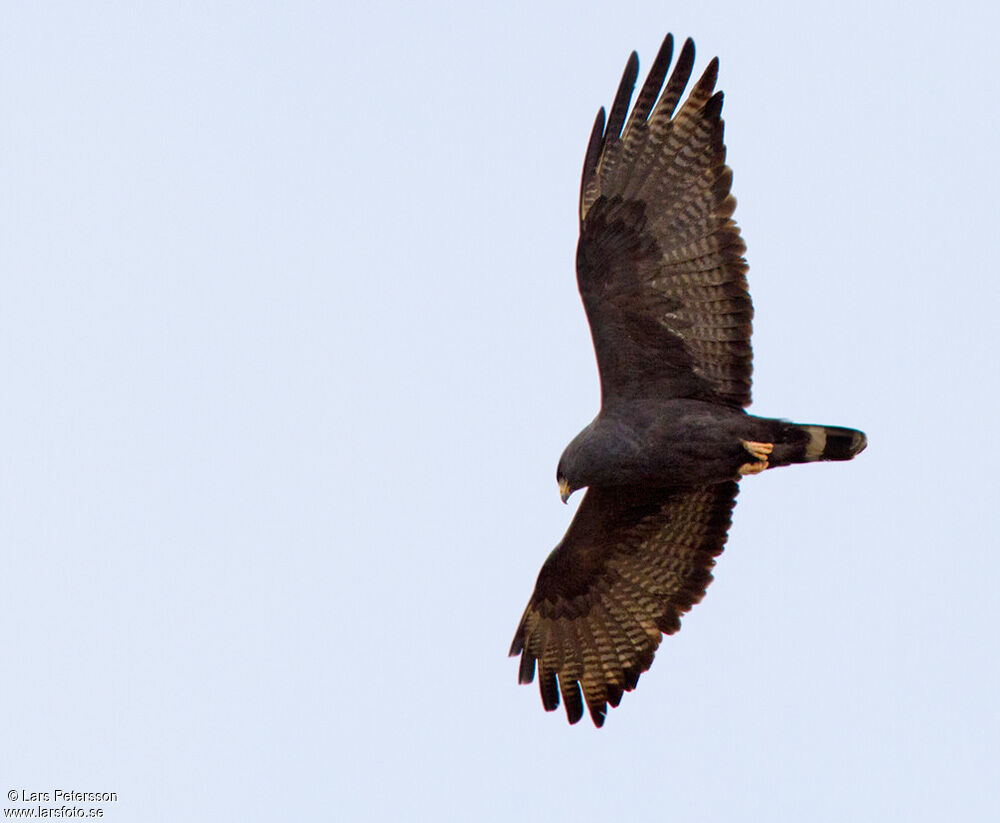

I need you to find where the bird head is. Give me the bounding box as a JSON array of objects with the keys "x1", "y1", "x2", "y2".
[
  {"x1": 556, "y1": 452, "x2": 579, "y2": 504},
  {"x1": 557, "y1": 425, "x2": 599, "y2": 503}
]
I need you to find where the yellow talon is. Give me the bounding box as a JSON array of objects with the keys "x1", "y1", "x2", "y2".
[
  {"x1": 738, "y1": 460, "x2": 768, "y2": 476},
  {"x1": 742, "y1": 440, "x2": 774, "y2": 461}
]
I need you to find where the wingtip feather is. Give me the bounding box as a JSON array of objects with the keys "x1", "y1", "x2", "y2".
[
  {"x1": 561, "y1": 678, "x2": 585, "y2": 724},
  {"x1": 588, "y1": 702, "x2": 608, "y2": 728},
  {"x1": 517, "y1": 650, "x2": 536, "y2": 684},
  {"x1": 605, "y1": 51, "x2": 640, "y2": 140},
  {"x1": 539, "y1": 669, "x2": 560, "y2": 712}
]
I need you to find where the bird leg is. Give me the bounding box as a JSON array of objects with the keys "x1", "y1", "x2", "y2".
[{"x1": 738, "y1": 440, "x2": 774, "y2": 476}]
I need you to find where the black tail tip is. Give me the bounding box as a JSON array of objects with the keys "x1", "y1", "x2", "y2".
[{"x1": 822, "y1": 426, "x2": 867, "y2": 461}]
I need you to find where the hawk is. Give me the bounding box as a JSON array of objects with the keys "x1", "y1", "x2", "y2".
[{"x1": 509, "y1": 34, "x2": 866, "y2": 727}]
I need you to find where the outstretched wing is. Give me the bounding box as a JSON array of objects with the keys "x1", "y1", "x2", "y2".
[
  {"x1": 577, "y1": 35, "x2": 752, "y2": 407},
  {"x1": 509, "y1": 481, "x2": 738, "y2": 726}
]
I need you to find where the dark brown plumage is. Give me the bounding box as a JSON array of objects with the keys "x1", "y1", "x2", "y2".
[{"x1": 509, "y1": 34, "x2": 867, "y2": 727}]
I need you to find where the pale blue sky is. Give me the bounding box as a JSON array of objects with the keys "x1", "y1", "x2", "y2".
[{"x1": 2, "y1": 2, "x2": 998, "y2": 821}]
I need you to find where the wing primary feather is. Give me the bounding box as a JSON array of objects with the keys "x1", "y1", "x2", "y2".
[
  {"x1": 517, "y1": 650, "x2": 536, "y2": 684},
  {"x1": 588, "y1": 700, "x2": 608, "y2": 728},
  {"x1": 580, "y1": 107, "x2": 606, "y2": 219},
  {"x1": 652, "y1": 36, "x2": 695, "y2": 121},
  {"x1": 560, "y1": 676, "x2": 585, "y2": 724},
  {"x1": 678, "y1": 57, "x2": 720, "y2": 117},
  {"x1": 626, "y1": 33, "x2": 673, "y2": 130},
  {"x1": 704, "y1": 89, "x2": 724, "y2": 121},
  {"x1": 508, "y1": 623, "x2": 524, "y2": 657},
  {"x1": 539, "y1": 667, "x2": 560, "y2": 712},
  {"x1": 604, "y1": 51, "x2": 639, "y2": 142}
]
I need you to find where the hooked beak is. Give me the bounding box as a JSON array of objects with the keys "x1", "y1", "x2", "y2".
[{"x1": 558, "y1": 478, "x2": 571, "y2": 504}]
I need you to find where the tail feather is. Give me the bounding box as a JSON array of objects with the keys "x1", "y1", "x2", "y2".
[
  {"x1": 769, "y1": 423, "x2": 867, "y2": 467},
  {"x1": 801, "y1": 424, "x2": 867, "y2": 461}
]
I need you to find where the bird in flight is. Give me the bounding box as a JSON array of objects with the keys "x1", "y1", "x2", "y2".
[{"x1": 509, "y1": 34, "x2": 866, "y2": 727}]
